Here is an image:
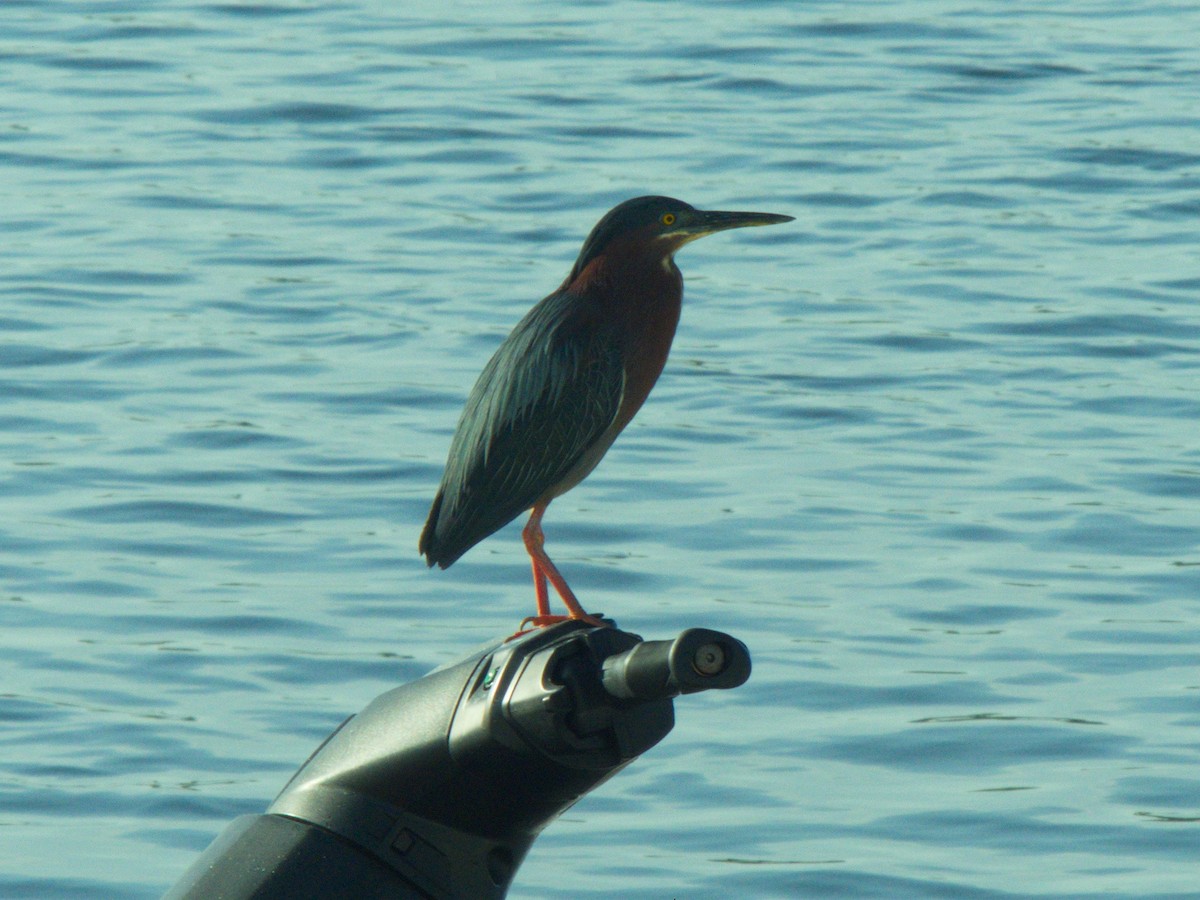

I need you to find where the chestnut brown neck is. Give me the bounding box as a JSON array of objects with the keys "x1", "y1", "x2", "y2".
[{"x1": 564, "y1": 237, "x2": 683, "y2": 428}]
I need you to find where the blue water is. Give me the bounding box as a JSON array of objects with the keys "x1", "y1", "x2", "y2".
[{"x1": 3, "y1": 1, "x2": 1200, "y2": 897}]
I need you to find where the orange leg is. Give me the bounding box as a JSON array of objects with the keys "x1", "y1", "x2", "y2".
[
  {"x1": 519, "y1": 501, "x2": 605, "y2": 628},
  {"x1": 517, "y1": 558, "x2": 562, "y2": 632},
  {"x1": 530, "y1": 557, "x2": 550, "y2": 618}
]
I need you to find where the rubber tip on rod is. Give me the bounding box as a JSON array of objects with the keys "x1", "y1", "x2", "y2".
[{"x1": 601, "y1": 628, "x2": 751, "y2": 701}]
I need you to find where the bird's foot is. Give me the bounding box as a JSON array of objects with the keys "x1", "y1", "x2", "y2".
[
  {"x1": 505, "y1": 615, "x2": 566, "y2": 641},
  {"x1": 505, "y1": 611, "x2": 609, "y2": 641},
  {"x1": 566, "y1": 609, "x2": 608, "y2": 628}
]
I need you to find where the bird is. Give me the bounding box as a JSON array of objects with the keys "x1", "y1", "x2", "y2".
[{"x1": 419, "y1": 196, "x2": 793, "y2": 627}]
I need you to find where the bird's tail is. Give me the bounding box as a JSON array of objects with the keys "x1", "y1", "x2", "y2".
[{"x1": 418, "y1": 491, "x2": 445, "y2": 568}]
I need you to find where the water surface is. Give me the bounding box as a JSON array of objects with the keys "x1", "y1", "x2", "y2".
[{"x1": 2, "y1": 1, "x2": 1199, "y2": 897}]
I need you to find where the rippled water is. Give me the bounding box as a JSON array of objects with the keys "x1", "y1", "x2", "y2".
[{"x1": 3, "y1": 1, "x2": 1199, "y2": 897}]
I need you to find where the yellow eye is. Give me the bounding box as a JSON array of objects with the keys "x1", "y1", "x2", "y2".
[{"x1": 661, "y1": 213, "x2": 676, "y2": 226}]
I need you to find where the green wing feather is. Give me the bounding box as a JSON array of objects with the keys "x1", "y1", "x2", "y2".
[{"x1": 420, "y1": 290, "x2": 625, "y2": 568}]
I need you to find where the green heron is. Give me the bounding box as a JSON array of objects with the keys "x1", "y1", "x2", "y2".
[{"x1": 420, "y1": 196, "x2": 792, "y2": 626}]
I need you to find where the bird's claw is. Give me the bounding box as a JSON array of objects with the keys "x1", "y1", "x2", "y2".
[{"x1": 506, "y1": 611, "x2": 609, "y2": 641}]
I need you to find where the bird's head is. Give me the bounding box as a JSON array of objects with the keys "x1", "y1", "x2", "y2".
[{"x1": 568, "y1": 196, "x2": 793, "y2": 282}]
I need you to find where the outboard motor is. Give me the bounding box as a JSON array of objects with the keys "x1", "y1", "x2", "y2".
[{"x1": 165, "y1": 619, "x2": 751, "y2": 899}]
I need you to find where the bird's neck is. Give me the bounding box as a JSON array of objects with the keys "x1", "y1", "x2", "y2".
[
  {"x1": 565, "y1": 241, "x2": 683, "y2": 429},
  {"x1": 564, "y1": 240, "x2": 683, "y2": 318}
]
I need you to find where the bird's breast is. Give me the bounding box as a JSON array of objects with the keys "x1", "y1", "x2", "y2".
[
  {"x1": 607, "y1": 256, "x2": 682, "y2": 432},
  {"x1": 572, "y1": 260, "x2": 683, "y2": 430},
  {"x1": 613, "y1": 293, "x2": 680, "y2": 432},
  {"x1": 537, "y1": 255, "x2": 682, "y2": 503}
]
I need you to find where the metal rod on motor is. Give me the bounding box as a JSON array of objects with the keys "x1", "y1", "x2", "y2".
[{"x1": 601, "y1": 627, "x2": 751, "y2": 701}]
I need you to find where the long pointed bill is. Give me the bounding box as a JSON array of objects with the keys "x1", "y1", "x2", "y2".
[{"x1": 667, "y1": 208, "x2": 795, "y2": 244}]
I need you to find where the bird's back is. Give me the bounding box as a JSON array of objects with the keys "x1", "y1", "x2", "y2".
[{"x1": 420, "y1": 289, "x2": 625, "y2": 568}]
